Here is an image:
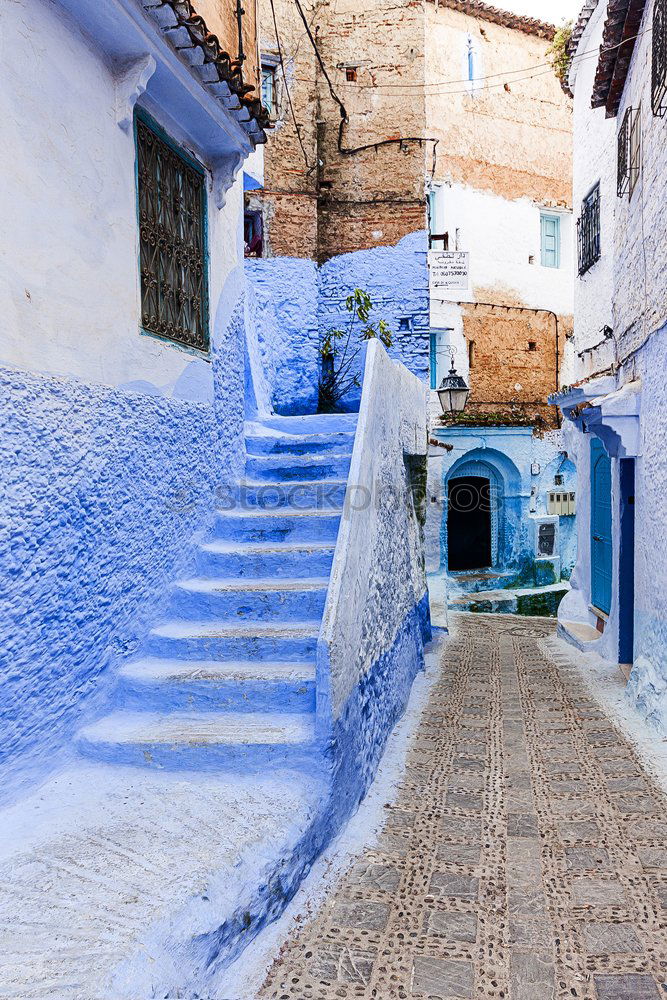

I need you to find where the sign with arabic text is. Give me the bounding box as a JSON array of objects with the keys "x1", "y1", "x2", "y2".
[{"x1": 428, "y1": 251, "x2": 469, "y2": 294}]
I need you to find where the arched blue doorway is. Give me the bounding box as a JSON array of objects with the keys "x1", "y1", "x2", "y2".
[{"x1": 442, "y1": 450, "x2": 522, "y2": 573}]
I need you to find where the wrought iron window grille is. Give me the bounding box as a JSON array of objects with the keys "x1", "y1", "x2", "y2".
[
  {"x1": 577, "y1": 183, "x2": 601, "y2": 276},
  {"x1": 619, "y1": 106, "x2": 642, "y2": 198},
  {"x1": 653, "y1": 0, "x2": 667, "y2": 117},
  {"x1": 136, "y1": 113, "x2": 210, "y2": 353}
]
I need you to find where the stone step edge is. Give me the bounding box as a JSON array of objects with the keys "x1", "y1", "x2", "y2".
[
  {"x1": 118, "y1": 658, "x2": 317, "y2": 683},
  {"x1": 77, "y1": 710, "x2": 316, "y2": 746}
]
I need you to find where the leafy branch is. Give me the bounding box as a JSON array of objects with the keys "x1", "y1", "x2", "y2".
[
  {"x1": 318, "y1": 289, "x2": 393, "y2": 411},
  {"x1": 547, "y1": 19, "x2": 574, "y2": 84}
]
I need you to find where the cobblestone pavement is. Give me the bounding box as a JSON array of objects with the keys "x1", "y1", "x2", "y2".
[{"x1": 258, "y1": 614, "x2": 667, "y2": 1000}]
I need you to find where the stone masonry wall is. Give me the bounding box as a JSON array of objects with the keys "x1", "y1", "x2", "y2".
[
  {"x1": 426, "y1": 5, "x2": 572, "y2": 207},
  {"x1": 462, "y1": 305, "x2": 561, "y2": 429}
]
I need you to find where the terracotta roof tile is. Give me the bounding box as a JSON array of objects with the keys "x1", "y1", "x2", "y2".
[
  {"x1": 429, "y1": 0, "x2": 556, "y2": 40},
  {"x1": 141, "y1": 0, "x2": 269, "y2": 143},
  {"x1": 591, "y1": 0, "x2": 647, "y2": 116}
]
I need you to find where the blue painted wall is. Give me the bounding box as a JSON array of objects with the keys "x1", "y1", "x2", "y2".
[
  {"x1": 0, "y1": 315, "x2": 246, "y2": 804},
  {"x1": 246, "y1": 232, "x2": 429, "y2": 415},
  {"x1": 245, "y1": 258, "x2": 320, "y2": 415}
]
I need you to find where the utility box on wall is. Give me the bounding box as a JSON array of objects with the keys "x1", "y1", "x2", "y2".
[{"x1": 548, "y1": 490, "x2": 576, "y2": 515}]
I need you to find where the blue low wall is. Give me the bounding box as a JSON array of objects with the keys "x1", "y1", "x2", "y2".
[{"x1": 189, "y1": 591, "x2": 432, "y2": 988}]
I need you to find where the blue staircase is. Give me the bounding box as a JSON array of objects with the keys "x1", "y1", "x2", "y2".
[{"x1": 76, "y1": 414, "x2": 357, "y2": 774}]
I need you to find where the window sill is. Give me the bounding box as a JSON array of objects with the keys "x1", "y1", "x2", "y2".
[{"x1": 140, "y1": 327, "x2": 211, "y2": 362}]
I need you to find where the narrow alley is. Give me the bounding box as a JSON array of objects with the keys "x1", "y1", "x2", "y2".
[{"x1": 256, "y1": 615, "x2": 667, "y2": 1000}]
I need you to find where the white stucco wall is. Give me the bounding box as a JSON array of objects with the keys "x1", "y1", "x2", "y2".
[
  {"x1": 0, "y1": 0, "x2": 244, "y2": 401},
  {"x1": 319, "y1": 340, "x2": 429, "y2": 722},
  {"x1": 429, "y1": 183, "x2": 573, "y2": 320},
  {"x1": 564, "y1": 1, "x2": 616, "y2": 386}
]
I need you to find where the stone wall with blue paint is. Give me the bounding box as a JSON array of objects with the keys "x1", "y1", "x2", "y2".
[
  {"x1": 246, "y1": 234, "x2": 429, "y2": 416},
  {"x1": 245, "y1": 258, "x2": 320, "y2": 415},
  {"x1": 318, "y1": 232, "x2": 430, "y2": 410},
  {"x1": 0, "y1": 309, "x2": 246, "y2": 805}
]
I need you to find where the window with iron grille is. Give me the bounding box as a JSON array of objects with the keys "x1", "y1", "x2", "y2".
[
  {"x1": 136, "y1": 113, "x2": 209, "y2": 352},
  {"x1": 577, "y1": 183, "x2": 601, "y2": 276},
  {"x1": 653, "y1": 0, "x2": 667, "y2": 116},
  {"x1": 619, "y1": 107, "x2": 642, "y2": 197}
]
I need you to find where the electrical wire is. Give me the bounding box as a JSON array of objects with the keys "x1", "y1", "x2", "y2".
[
  {"x1": 291, "y1": 26, "x2": 651, "y2": 95},
  {"x1": 268, "y1": 0, "x2": 313, "y2": 171}
]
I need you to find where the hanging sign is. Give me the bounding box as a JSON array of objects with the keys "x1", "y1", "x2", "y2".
[{"x1": 428, "y1": 250, "x2": 469, "y2": 293}]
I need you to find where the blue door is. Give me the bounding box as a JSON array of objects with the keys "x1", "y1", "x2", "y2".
[{"x1": 591, "y1": 437, "x2": 613, "y2": 615}]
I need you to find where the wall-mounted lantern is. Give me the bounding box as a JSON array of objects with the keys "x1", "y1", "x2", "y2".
[{"x1": 437, "y1": 350, "x2": 470, "y2": 415}]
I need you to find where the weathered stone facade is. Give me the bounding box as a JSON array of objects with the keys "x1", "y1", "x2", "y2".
[{"x1": 253, "y1": 0, "x2": 572, "y2": 429}]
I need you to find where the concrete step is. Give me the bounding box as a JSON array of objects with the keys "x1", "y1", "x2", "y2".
[
  {"x1": 196, "y1": 540, "x2": 336, "y2": 578},
  {"x1": 170, "y1": 577, "x2": 329, "y2": 620},
  {"x1": 212, "y1": 509, "x2": 342, "y2": 544},
  {"x1": 76, "y1": 710, "x2": 320, "y2": 772},
  {"x1": 246, "y1": 452, "x2": 352, "y2": 483},
  {"x1": 116, "y1": 658, "x2": 316, "y2": 712},
  {"x1": 144, "y1": 620, "x2": 320, "y2": 661},
  {"x1": 235, "y1": 479, "x2": 348, "y2": 511},
  {"x1": 248, "y1": 414, "x2": 357, "y2": 435},
  {"x1": 245, "y1": 431, "x2": 356, "y2": 457}
]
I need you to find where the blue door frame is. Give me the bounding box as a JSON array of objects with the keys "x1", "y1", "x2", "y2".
[
  {"x1": 618, "y1": 459, "x2": 635, "y2": 663},
  {"x1": 590, "y1": 437, "x2": 613, "y2": 616}
]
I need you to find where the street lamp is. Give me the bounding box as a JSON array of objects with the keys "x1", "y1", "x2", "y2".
[{"x1": 437, "y1": 349, "x2": 470, "y2": 415}]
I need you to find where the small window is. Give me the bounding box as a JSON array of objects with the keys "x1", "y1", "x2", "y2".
[
  {"x1": 468, "y1": 340, "x2": 475, "y2": 369},
  {"x1": 466, "y1": 36, "x2": 476, "y2": 82},
  {"x1": 261, "y1": 64, "x2": 277, "y2": 116},
  {"x1": 528, "y1": 341, "x2": 537, "y2": 352},
  {"x1": 137, "y1": 112, "x2": 209, "y2": 352},
  {"x1": 653, "y1": 0, "x2": 667, "y2": 116},
  {"x1": 398, "y1": 317, "x2": 412, "y2": 332},
  {"x1": 577, "y1": 183, "x2": 601, "y2": 276},
  {"x1": 617, "y1": 106, "x2": 641, "y2": 197},
  {"x1": 540, "y1": 213, "x2": 561, "y2": 269},
  {"x1": 346, "y1": 67, "x2": 358, "y2": 82}
]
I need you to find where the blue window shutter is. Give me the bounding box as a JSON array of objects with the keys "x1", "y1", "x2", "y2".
[
  {"x1": 540, "y1": 213, "x2": 561, "y2": 268},
  {"x1": 430, "y1": 334, "x2": 437, "y2": 390}
]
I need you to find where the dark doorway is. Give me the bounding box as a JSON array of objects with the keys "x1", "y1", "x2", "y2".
[{"x1": 447, "y1": 476, "x2": 492, "y2": 571}]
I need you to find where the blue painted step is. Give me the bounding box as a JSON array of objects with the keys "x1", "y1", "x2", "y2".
[
  {"x1": 144, "y1": 620, "x2": 320, "y2": 661},
  {"x1": 170, "y1": 577, "x2": 329, "y2": 621},
  {"x1": 245, "y1": 431, "x2": 355, "y2": 457},
  {"x1": 196, "y1": 541, "x2": 336, "y2": 578},
  {"x1": 212, "y1": 509, "x2": 341, "y2": 544},
  {"x1": 116, "y1": 658, "x2": 316, "y2": 713},
  {"x1": 245, "y1": 453, "x2": 352, "y2": 482},
  {"x1": 74, "y1": 412, "x2": 359, "y2": 775},
  {"x1": 76, "y1": 711, "x2": 321, "y2": 774},
  {"x1": 235, "y1": 480, "x2": 348, "y2": 511}
]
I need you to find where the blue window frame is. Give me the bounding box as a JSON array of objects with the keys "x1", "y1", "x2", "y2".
[
  {"x1": 430, "y1": 333, "x2": 438, "y2": 390},
  {"x1": 540, "y1": 213, "x2": 561, "y2": 268},
  {"x1": 467, "y1": 37, "x2": 475, "y2": 82},
  {"x1": 262, "y1": 65, "x2": 276, "y2": 116}
]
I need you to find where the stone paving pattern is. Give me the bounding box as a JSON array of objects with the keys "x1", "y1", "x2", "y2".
[{"x1": 259, "y1": 614, "x2": 667, "y2": 1000}]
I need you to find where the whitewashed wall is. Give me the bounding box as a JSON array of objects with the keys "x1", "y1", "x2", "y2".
[
  {"x1": 564, "y1": 2, "x2": 617, "y2": 386},
  {"x1": 0, "y1": 0, "x2": 244, "y2": 402},
  {"x1": 429, "y1": 183, "x2": 573, "y2": 320},
  {"x1": 613, "y1": 0, "x2": 667, "y2": 359}
]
